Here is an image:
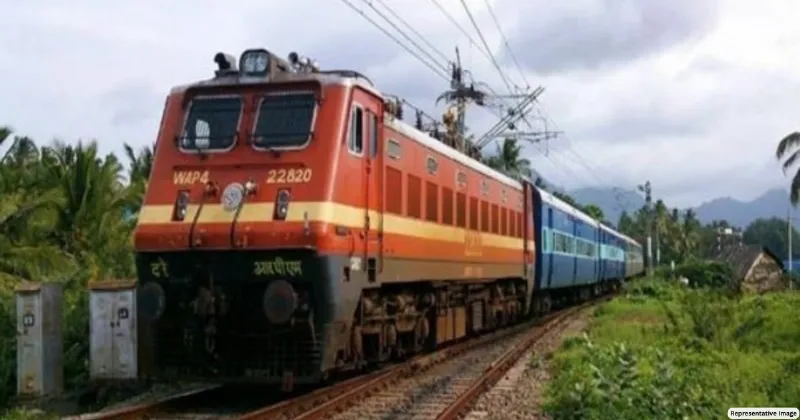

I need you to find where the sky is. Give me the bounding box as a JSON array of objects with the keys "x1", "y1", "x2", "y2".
[{"x1": 1, "y1": 0, "x2": 799, "y2": 208}]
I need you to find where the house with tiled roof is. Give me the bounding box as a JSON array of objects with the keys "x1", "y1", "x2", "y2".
[{"x1": 714, "y1": 244, "x2": 786, "y2": 293}]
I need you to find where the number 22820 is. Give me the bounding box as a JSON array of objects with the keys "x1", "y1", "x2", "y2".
[{"x1": 266, "y1": 168, "x2": 313, "y2": 184}]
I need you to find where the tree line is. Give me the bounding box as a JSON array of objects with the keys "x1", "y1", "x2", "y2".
[
  {"x1": 0, "y1": 126, "x2": 796, "y2": 407},
  {"x1": 0, "y1": 127, "x2": 152, "y2": 406}
]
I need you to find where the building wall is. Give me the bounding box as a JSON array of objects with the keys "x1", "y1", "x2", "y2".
[{"x1": 743, "y1": 253, "x2": 785, "y2": 293}]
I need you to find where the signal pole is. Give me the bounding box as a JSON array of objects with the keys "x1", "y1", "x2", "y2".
[{"x1": 638, "y1": 181, "x2": 653, "y2": 277}]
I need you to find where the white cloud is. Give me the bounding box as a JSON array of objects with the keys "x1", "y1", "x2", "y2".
[{"x1": 0, "y1": 0, "x2": 798, "y2": 209}]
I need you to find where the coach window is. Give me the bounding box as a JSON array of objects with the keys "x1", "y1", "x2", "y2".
[{"x1": 349, "y1": 106, "x2": 364, "y2": 155}]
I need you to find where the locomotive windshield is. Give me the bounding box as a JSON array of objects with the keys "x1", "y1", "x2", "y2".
[
  {"x1": 252, "y1": 93, "x2": 317, "y2": 149},
  {"x1": 180, "y1": 96, "x2": 242, "y2": 151}
]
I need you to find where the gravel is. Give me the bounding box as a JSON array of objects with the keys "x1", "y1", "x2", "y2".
[
  {"x1": 462, "y1": 310, "x2": 592, "y2": 420},
  {"x1": 95, "y1": 382, "x2": 214, "y2": 413},
  {"x1": 330, "y1": 329, "x2": 533, "y2": 420}
]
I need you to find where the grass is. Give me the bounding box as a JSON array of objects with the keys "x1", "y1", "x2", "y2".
[{"x1": 542, "y1": 277, "x2": 800, "y2": 420}]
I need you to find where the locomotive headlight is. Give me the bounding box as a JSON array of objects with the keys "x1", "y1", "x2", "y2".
[
  {"x1": 240, "y1": 49, "x2": 270, "y2": 76},
  {"x1": 263, "y1": 279, "x2": 298, "y2": 324},
  {"x1": 244, "y1": 179, "x2": 257, "y2": 195},
  {"x1": 172, "y1": 190, "x2": 190, "y2": 221},
  {"x1": 273, "y1": 189, "x2": 291, "y2": 221},
  {"x1": 137, "y1": 281, "x2": 166, "y2": 322}
]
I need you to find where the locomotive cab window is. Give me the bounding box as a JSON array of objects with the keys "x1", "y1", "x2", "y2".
[
  {"x1": 180, "y1": 96, "x2": 242, "y2": 151},
  {"x1": 349, "y1": 106, "x2": 364, "y2": 154},
  {"x1": 252, "y1": 92, "x2": 317, "y2": 149}
]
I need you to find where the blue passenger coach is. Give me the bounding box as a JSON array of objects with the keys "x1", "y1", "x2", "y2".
[
  {"x1": 599, "y1": 223, "x2": 626, "y2": 281},
  {"x1": 531, "y1": 186, "x2": 630, "y2": 312}
]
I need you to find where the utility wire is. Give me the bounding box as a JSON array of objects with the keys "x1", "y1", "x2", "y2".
[
  {"x1": 338, "y1": 0, "x2": 450, "y2": 82},
  {"x1": 418, "y1": 0, "x2": 629, "y2": 212},
  {"x1": 426, "y1": 0, "x2": 495, "y2": 65},
  {"x1": 481, "y1": 0, "x2": 529, "y2": 90},
  {"x1": 357, "y1": 0, "x2": 451, "y2": 76},
  {"x1": 342, "y1": 0, "x2": 592, "y2": 193},
  {"x1": 370, "y1": 0, "x2": 452, "y2": 65},
  {"x1": 457, "y1": 0, "x2": 516, "y2": 95}
]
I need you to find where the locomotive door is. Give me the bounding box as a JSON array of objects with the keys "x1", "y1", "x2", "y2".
[{"x1": 363, "y1": 109, "x2": 383, "y2": 276}]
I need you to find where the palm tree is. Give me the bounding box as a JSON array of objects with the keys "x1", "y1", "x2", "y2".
[
  {"x1": 484, "y1": 137, "x2": 533, "y2": 182},
  {"x1": 42, "y1": 141, "x2": 133, "y2": 279},
  {"x1": 776, "y1": 131, "x2": 800, "y2": 203},
  {"x1": 583, "y1": 204, "x2": 605, "y2": 221},
  {"x1": 124, "y1": 142, "x2": 155, "y2": 217},
  {"x1": 0, "y1": 128, "x2": 73, "y2": 287}
]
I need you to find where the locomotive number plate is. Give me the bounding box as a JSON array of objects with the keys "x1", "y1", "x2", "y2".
[{"x1": 266, "y1": 168, "x2": 312, "y2": 184}]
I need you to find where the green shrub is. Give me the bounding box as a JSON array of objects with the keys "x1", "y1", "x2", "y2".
[
  {"x1": 544, "y1": 335, "x2": 720, "y2": 419},
  {"x1": 674, "y1": 260, "x2": 739, "y2": 293},
  {"x1": 544, "y1": 279, "x2": 800, "y2": 419}
]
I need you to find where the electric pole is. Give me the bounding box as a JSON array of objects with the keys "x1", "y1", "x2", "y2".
[
  {"x1": 638, "y1": 181, "x2": 653, "y2": 277},
  {"x1": 438, "y1": 47, "x2": 485, "y2": 157},
  {"x1": 789, "y1": 207, "x2": 794, "y2": 290}
]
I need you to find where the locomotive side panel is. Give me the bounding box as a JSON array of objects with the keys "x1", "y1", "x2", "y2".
[{"x1": 316, "y1": 84, "x2": 535, "y2": 367}]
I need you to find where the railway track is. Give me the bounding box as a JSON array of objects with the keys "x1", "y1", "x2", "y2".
[
  {"x1": 66, "y1": 384, "x2": 279, "y2": 420},
  {"x1": 73, "y1": 296, "x2": 603, "y2": 420},
  {"x1": 236, "y1": 297, "x2": 602, "y2": 420}
]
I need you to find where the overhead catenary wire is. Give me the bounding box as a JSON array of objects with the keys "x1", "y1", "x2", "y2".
[
  {"x1": 356, "y1": 0, "x2": 452, "y2": 76},
  {"x1": 340, "y1": 0, "x2": 623, "y2": 207},
  {"x1": 370, "y1": 0, "x2": 452, "y2": 65},
  {"x1": 426, "y1": 0, "x2": 496, "y2": 66},
  {"x1": 481, "y1": 0, "x2": 529, "y2": 90},
  {"x1": 338, "y1": 0, "x2": 451, "y2": 82},
  {"x1": 427, "y1": 1, "x2": 634, "y2": 215},
  {"x1": 457, "y1": 0, "x2": 516, "y2": 95}
]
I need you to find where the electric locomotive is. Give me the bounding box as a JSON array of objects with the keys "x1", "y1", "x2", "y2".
[{"x1": 133, "y1": 47, "x2": 538, "y2": 388}]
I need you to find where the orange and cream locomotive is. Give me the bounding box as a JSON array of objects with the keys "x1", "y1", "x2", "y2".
[{"x1": 133, "y1": 47, "x2": 537, "y2": 387}]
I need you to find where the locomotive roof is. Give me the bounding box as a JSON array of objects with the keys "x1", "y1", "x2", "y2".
[
  {"x1": 172, "y1": 71, "x2": 525, "y2": 191},
  {"x1": 385, "y1": 118, "x2": 523, "y2": 190}
]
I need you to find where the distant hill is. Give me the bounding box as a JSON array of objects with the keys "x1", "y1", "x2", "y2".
[
  {"x1": 564, "y1": 186, "x2": 790, "y2": 228},
  {"x1": 691, "y1": 188, "x2": 789, "y2": 227}
]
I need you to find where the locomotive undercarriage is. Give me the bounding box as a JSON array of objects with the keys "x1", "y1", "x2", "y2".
[
  {"x1": 139, "y1": 250, "x2": 622, "y2": 390},
  {"x1": 135, "y1": 250, "x2": 332, "y2": 387},
  {"x1": 337, "y1": 278, "x2": 529, "y2": 371},
  {"x1": 136, "y1": 251, "x2": 533, "y2": 387}
]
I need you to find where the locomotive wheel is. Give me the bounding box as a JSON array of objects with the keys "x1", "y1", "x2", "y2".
[
  {"x1": 413, "y1": 316, "x2": 428, "y2": 351},
  {"x1": 351, "y1": 325, "x2": 364, "y2": 367},
  {"x1": 543, "y1": 296, "x2": 552, "y2": 314}
]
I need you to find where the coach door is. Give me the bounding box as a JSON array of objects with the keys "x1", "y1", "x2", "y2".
[{"x1": 363, "y1": 108, "x2": 384, "y2": 279}]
